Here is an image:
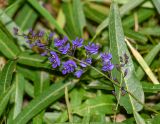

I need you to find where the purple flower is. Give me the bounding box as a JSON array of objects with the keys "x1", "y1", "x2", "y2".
[
  {"x1": 58, "y1": 43, "x2": 70, "y2": 54},
  {"x1": 35, "y1": 40, "x2": 45, "y2": 49},
  {"x1": 28, "y1": 29, "x2": 36, "y2": 37},
  {"x1": 48, "y1": 32, "x2": 54, "y2": 40},
  {"x1": 62, "y1": 60, "x2": 77, "y2": 75},
  {"x1": 49, "y1": 51, "x2": 60, "y2": 68},
  {"x1": 74, "y1": 70, "x2": 83, "y2": 78},
  {"x1": 84, "y1": 42, "x2": 99, "y2": 54},
  {"x1": 38, "y1": 30, "x2": 45, "y2": 37},
  {"x1": 41, "y1": 50, "x2": 48, "y2": 56},
  {"x1": 102, "y1": 61, "x2": 114, "y2": 72},
  {"x1": 72, "y1": 37, "x2": 84, "y2": 48},
  {"x1": 54, "y1": 36, "x2": 68, "y2": 47},
  {"x1": 80, "y1": 58, "x2": 92, "y2": 68},
  {"x1": 101, "y1": 53, "x2": 112, "y2": 63}
]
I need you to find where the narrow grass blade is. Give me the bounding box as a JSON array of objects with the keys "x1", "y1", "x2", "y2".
[
  {"x1": 124, "y1": 29, "x2": 148, "y2": 44},
  {"x1": 96, "y1": 0, "x2": 145, "y2": 34},
  {"x1": 27, "y1": 0, "x2": 67, "y2": 37},
  {"x1": 109, "y1": 2, "x2": 144, "y2": 113},
  {"x1": 136, "y1": 42, "x2": 160, "y2": 80},
  {"x1": 0, "y1": 60, "x2": 16, "y2": 93},
  {"x1": 13, "y1": 73, "x2": 25, "y2": 119},
  {"x1": 142, "y1": 81, "x2": 160, "y2": 93},
  {"x1": 12, "y1": 80, "x2": 77, "y2": 124},
  {"x1": 125, "y1": 39, "x2": 159, "y2": 84}
]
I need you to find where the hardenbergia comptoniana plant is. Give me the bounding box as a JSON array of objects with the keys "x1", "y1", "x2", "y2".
[{"x1": 0, "y1": 0, "x2": 160, "y2": 124}]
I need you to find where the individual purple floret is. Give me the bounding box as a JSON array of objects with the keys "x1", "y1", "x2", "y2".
[
  {"x1": 58, "y1": 43, "x2": 70, "y2": 54},
  {"x1": 80, "y1": 58, "x2": 92, "y2": 68},
  {"x1": 41, "y1": 50, "x2": 48, "y2": 56},
  {"x1": 28, "y1": 28, "x2": 36, "y2": 37},
  {"x1": 49, "y1": 51, "x2": 60, "y2": 68},
  {"x1": 62, "y1": 60, "x2": 77, "y2": 75},
  {"x1": 84, "y1": 42, "x2": 99, "y2": 54},
  {"x1": 101, "y1": 53, "x2": 112, "y2": 63},
  {"x1": 74, "y1": 70, "x2": 83, "y2": 78},
  {"x1": 48, "y1": 32, "x2": 54, "y2": 40},
  {"x1": 54, "y1": 36, "x2": 68, "y2": 47},
  {"x1": 35, "y1": 40, "x2": 45, "y2": 49},
  {"x1": 102, "y1": 61, "x2": 114, "y2": 72},
  {"x1": 38, "y1": 30, "x2": 45, "y2": 37},
  {"x1": 72, "y1": 37, "x2": 84, "y2": 48}
]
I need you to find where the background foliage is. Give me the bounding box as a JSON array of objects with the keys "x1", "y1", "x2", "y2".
[{"x1": 0, "y1": 0, "x2": 160, "y2": 124}]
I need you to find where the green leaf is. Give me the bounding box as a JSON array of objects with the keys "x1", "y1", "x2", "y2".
[
  {"x1": 24, "y1": 81, "x2": 34, "y2": 98},
  {"x1": 84, "y1": 4, "x2": 106, "y2": 23},
  {"x1": 124, "y1": 29, "x2": 148, "y2": 44},
  {"x1": 34, "y1": 71, "x2": 50, "y2": 96},
  {"x1": 15, "y1": 4, "x2": 38, "y2": 31},
  {"x1": 136, "y1": 42, "x2": 160, "y2": 80},
  {"x1": 12, "y1": 80, "x2": 77, "y2": 124},
  {"x1": 27, "y1": 0, "x2": 67, "y2": 37},
  {"x1": 126, "y1": 40, "x2": 159, "y2": 84},
  {"x1": 133, "y1": 111, "x2": 146, "y2": 124},
  {"x1": 0, "y1": 84, "x2": 15, "y2": 117},
  {"x1": 33, "y1": 71, "x2": 50, "y2": 124},
  {"x1": 62, "y1": 2, "x2": 78, "y2": 39},
  {"x1": 73, "y1": 94, "x2": 115, "y2": 116},
  {"x1": 152, "y1": 0, "x2": 160, "y2": 14},
  {"x1": 122, "y1": 8, "x2": 155, "y2": 28},
  {"x1": 0, "y1": 60, "x2": 16, "y2": 93},
  {"x1": 96, "y1": 0, "x2": 145, "y2": 34},
  {"x1": 17, "y1": 51, "x2": 51, "y2": 69},
  {"x1": 0, "y1": 9, "x2": 28, "y2": 49},
  {"x1": 0, "y1": 28, "x2": 20, "y2": 59},
  {"x1": 109, "y1": 2, "x2": 144, "y2": 113},
  {"x1": 13, "y1": 73, "x2": 25, "y2": 119},
  {"x1": 142, "y1": 81, "x2": 160, "y2": 93},
  {"x1": 73, "y1": 0, "x2": 86, "y2": 37}
]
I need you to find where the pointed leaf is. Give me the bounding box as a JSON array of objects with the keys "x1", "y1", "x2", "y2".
[
  {"x1": 0, "y1": 60, "x2": 16, "y2": 93},
  {"x1": 0, "y1": 85, "x2": 15, "y2": 117},
  {"x1": 109, "y1": 2, "x2": 144, "y2": 113},
  {"x1": 13, "y1": 73, "x2": 25, "y2": 119},
  {"x1": 133, "y1": 111, "x2": 146, "y2": 124},
  {"x1": 12, "y1": 80, "x2": 77, "y2": 124}
]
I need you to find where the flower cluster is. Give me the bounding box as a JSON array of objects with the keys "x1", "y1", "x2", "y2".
[{"x1": 14, "y1": 28, "x2": 128, "y2": 81}]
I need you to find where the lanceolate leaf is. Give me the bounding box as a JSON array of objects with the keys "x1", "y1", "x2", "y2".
[
  {"x1": 27, "y1": 0, "x2": 67, "y2": 37},
  {"x1": 13, "y1": 73, "x2": 25, "y2": 119},
  {"x1": 12, "y1": 80, "x2": 77, "y2": 124},
  {"x1": 73, "y1": 0, "x2": 86, "y2": 37},
  {"x1": 0, "y1": 28, "x2": 20, "y2": 59},
  {"x1": 0, "y1": 60, "x2": 16, "y2": 94},
  {"x1": 109, "y1": 2, "x2": 144, "y2": 113},
  {"x1": 17, "y1": 52, "x2": 51, "y2": 69},
  {"x1": 0, "y1": 84, "x2": 15, "y2": 117},
  {"x1": 133, "y1": 111, "x2": 146, "y2": 124}
]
